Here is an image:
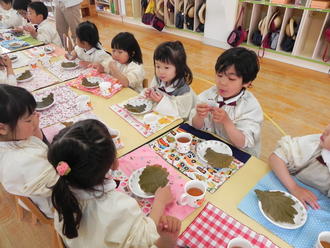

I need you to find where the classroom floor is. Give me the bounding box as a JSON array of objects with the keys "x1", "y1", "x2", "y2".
[{"x1": 0, "y1": 15, "x2": 329, "y2": 248}]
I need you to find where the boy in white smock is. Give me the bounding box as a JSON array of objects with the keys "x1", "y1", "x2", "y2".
[{"x1": 190, "y1": 47, "x2": 263, "y2": 157}]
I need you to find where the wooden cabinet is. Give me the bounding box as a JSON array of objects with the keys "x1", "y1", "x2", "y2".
[
  {"x1": 232, "y1": 0, "x2": 330, "y2": 72},
  {"x1": 88, "y1": 0, "x2": 329, "y2": 72}
]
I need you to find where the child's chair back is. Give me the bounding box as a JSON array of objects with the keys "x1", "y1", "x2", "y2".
[{"x1": 14, "y1": 195, "x2": 65, "y2": 248}]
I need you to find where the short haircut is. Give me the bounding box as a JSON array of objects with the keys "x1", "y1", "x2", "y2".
[
  {"x1": 0, "y1": 0, "x2": 13, "y2": 5},
  {"x1": 111, "y1": 32, "x2": 143, "y2": 64},
  {"x1": 215, "y1": 47, "x2": 260, "y2": 84},
  {"x1": 153, "y1": 40, "x2": 193, "y2": 84},
  {"x1": 13, "y1": 0, "x2": 31, "y2": 10},
  {"x1": 28, "y1": 1, "x2": 48, "y2": 20},
  {"x1": 76, "y1": 21, "x2": 100, "y2": 49},
  {"x1": 0, "y1": 84, "x2": 36, "y2": 132}
]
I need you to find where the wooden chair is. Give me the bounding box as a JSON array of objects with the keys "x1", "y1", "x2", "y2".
[
  {"x1": 14, "y1": 195, "x2": 65, "y2": 248},
  {"x1": 142, "y1": 78, "x2": 148, "y2": 88}
]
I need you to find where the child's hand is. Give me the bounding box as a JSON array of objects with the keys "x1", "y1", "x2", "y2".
[
  {"x1": 156, "y1": 215, "x2": 181, "y2": 247},
  {"x1": 79, "y1": 61, "x2": 90, "y2": 68},
  {"x1": 92, "y1": 62, "x2": 104, "y2": 73},
  {"x1": 64, "y1": 53, "x2": 76, "y2": 60},
  {"x1": 290, "y1": 185, "x2": 320, "y2": 210},
  {"x1": 144, "y1": 88, "x2": 153, "y2": 98},
  {"x1": 155, "y1": 185, "x2": 174, "y2": 206},
  {"x1": 1, "y1": 55, "x2": 12, "y2": 68},
  {"x1": 23, "y1": 25, "x2": 36, "y2": 37},
  {"x1": 212, "y1": 107, "x2": 230, "y2": 124},
  {"x1": 148, "y1": 89, "x2": 163, "y2": 103},
  {"x1": 157, "y1": 215, "x2": 181, "y2": 233},
  {"x1": 108, "y1": 61, "x2": 118, "y2": 74},
  {"x1": 196, "y1": 103, "x2": 211, "y2": 119}
]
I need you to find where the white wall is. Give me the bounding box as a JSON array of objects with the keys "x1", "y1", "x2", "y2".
[{"x1": 203, "y1": 0, "x2": 239, "y2": 48}]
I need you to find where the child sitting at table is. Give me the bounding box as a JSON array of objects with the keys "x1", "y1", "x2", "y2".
[
  {"x1": 0, "y1": 54, "x2": 16, "y2": 85},
  {"x1": 64, "y1": 21, "x2": 111, "y2": 68},
  {"x1": 23, "y1": 2, "x2": 61, "y2": 46},
  {"x1": 97, "y1": 32, "x2": 144, "y2": 92},
  {"x1": 12, "y1": 0, "x2": 30, "y2": 29},
  {"x1": 0, "y1": 0, "x2": 23, "y2": 28},
  {"x1": 144, "y1": 41, "x2": 196, "y2": 119},
  {"x1": 269, "y1": 124, "x2": 330, "y2": 210},
  {"x1": 49, "y1": 119, "x2": 181, "y2": 248},
  {"x1": 0, "y1": 84, "x2": 59, "y2": 218},
  {"x1": 190, "y1": 47, "x2": 263, "y2": 157}
]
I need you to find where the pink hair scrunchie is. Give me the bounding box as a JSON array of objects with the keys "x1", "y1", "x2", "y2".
[{"x1": 56, "y1": 161, "x2": 71, "y2": 176}]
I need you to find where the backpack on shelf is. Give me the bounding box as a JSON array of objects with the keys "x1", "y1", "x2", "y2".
[
  {"x1": 185, "y1": 1, "x2": 194, "y2": 30},
  {"x1": 175, "y1": 0, "x2": 184, "y2": 29},
  {"x1": 227, "y1": 6, "x2": 248, "y2": 47},
  {"x1": 322, "y1": 27, "x2": 330, "y2": 62}
]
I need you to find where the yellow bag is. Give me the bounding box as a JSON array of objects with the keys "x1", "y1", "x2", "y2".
[{"x1": 145, "y1": 0, "x2": 155, "y2": 14}]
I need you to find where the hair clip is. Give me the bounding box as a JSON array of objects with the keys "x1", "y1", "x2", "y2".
[{"x1": 56, "y1": 161, "x2": 71, "y2": 176}]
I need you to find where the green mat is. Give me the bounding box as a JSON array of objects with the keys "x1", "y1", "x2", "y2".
[{"x1": 18, "y1": 35, "x2": 44, "y2": 46}]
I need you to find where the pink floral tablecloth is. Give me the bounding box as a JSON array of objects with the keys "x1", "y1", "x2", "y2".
[
  {"x1": 67, "y1": 70, "x2": 122, "y2": 98},
  {"x1": 33, "y1": 85, "x2": 92, "y2": 128},
  {"x1": 46, "y1": 59, "x2": 93, "y2": 81},
  {"x1": 17, "y1": 68, "x2": 59, "y2": 92},
  {"x1": 117, "y1": 145, "x2": 195, "y2": 219}
]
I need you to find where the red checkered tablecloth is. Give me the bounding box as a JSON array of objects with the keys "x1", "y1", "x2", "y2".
[{"x1": 177, "y1": 203, "x2": 279, "y2": 248}]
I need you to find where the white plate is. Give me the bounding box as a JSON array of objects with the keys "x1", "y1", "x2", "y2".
[
  {"x1": 61, "y1": 61, "x2": 79, "y2": 70},
  {"x1": 81, "y1": 76, "x2": 102, "y2": 88},
  {"x1": 43, "y1": 46, "x2": 54, "y2": 54},
  {"x1": 16, "y1": 73, "x2": 34, "y2": 83},
  {"x1": 8, "y1": 54, "x2": 18, "y2": 63},
  {"x1": 257, "y1": 190, "x2": 307, "y2": 229},
  {"x1": 196, "y1": 140, "x2": 233, "y2": 164},
  {"x1": 36, "y1": 98, "x2": 56, "y2": 111},
  {"x1": 125, "y1": 98, "x2": 153, "y2": 115},
  {"x1": 143, "y1": 113, "x2": 159, "y2": 125},
  {"x1": 8, "y1": 40, "x2": 25, "y2": 48},
  {"x1": 128, "y1": 168, "x2": 155, "y2": 198}
]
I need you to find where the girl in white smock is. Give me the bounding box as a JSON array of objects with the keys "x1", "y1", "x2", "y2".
[
  {"x1": 0, "y1": 85, "x2": 59, "y2": 218},
  {"x1": 49, "y1": 119, "x2": 181, "y2": 248},
  {"x1": 144, "y1": 40, "x2": 196, "y2": 119}
]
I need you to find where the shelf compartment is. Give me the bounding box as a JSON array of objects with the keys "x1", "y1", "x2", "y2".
[
  {"x1": 277, "y1": 7, "x2": 304, "y2": 52},
  {"x1": 294, "y1": 10, "x2": 327, "y2": 57},
  {"x1": 247, "y1": 4, "x2": 269, "y2": 44},
  {"x1": 312, "y1": 12, "x2": 330, "y2": 61}
]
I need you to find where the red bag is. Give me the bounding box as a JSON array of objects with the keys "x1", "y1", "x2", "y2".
[
  {"x1": 227, "y1": 6, "x2": 248, "y2": 47},
  {"x1": 152, "y1": 16, "x2": 165, "y2": 31},
  {"x1": 322, "y1": 27, "x2": 330, "y2": 62},
  {"x1": 142, "y1": 13, "x2": 155, "y2": 25}
]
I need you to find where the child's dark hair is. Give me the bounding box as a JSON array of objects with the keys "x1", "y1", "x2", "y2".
[
  {"x1": 13, "y1": 0, "x2": 31, "y2": 10},
  {"x1": 111, "y1": 32, "x2": 143, "y2": 64},
  {"x1": 28, "y1": 2, "x2": 48, "y2": 20},
  {"x1": 154, "y1": 41, "x2": 193, "y2": 85},
  {"x1": 0, "y1": 84, "x2": 36, "y2": 132},
  {"x1": 76, "y1": 21, "x2": 100, "y2": 49},
  {"x1": 215, "y1": 47, "x2": 259, "y2": 84},
  {"x1": 0, "y1": 0, "x2": 13, "y2": 5},
  {"x1": 49, "y1": 119, "x2": 116, "y2": 239}
]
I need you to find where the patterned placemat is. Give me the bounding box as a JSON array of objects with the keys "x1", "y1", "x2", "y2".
[
  {"x1": 42, "y1": 111, "x2": 124, "y2": 149},
  {"x1": 10, "y1": 51, "x2": 32, "y2": 69},
  {"x1": 238, "y1": 172, "x2": 330, "y2": 248},
  {"x1": 110, "y1": 169, "x2": 153, "y2": 215},
  {"x1": 67, "y1": 71, "x2": 122, "y2": 98},
  {"x1": 149, "y1": 126, "x2": 246, "y2": 193},
  {"x1": 23, "y1": 44, "x2": 65, "y2": 58},
  {"x1": 46, "y1": 59, "x2": 93, "y2": 81},
  {"x1": 0, "y1": 38, "x2": 29, "y2": 51},
  {"x1": 17, "y1": 35, "x2": 44, "y2": 46},
  {"x1": 110, "y1": 97, "x2": 181, "y2": 137},
  {"x1": 177, "y1": 202, "x2": 279, "y2": 248},
  {"x1": 17, "y1": 68, "x2": 59, "y2": 92},
  {"x1": 33, "y1": 84, "x2": 92, "y2": 128},
  {"x1": 117, "y1": 145, "x2": 195, "y2": 220}
]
